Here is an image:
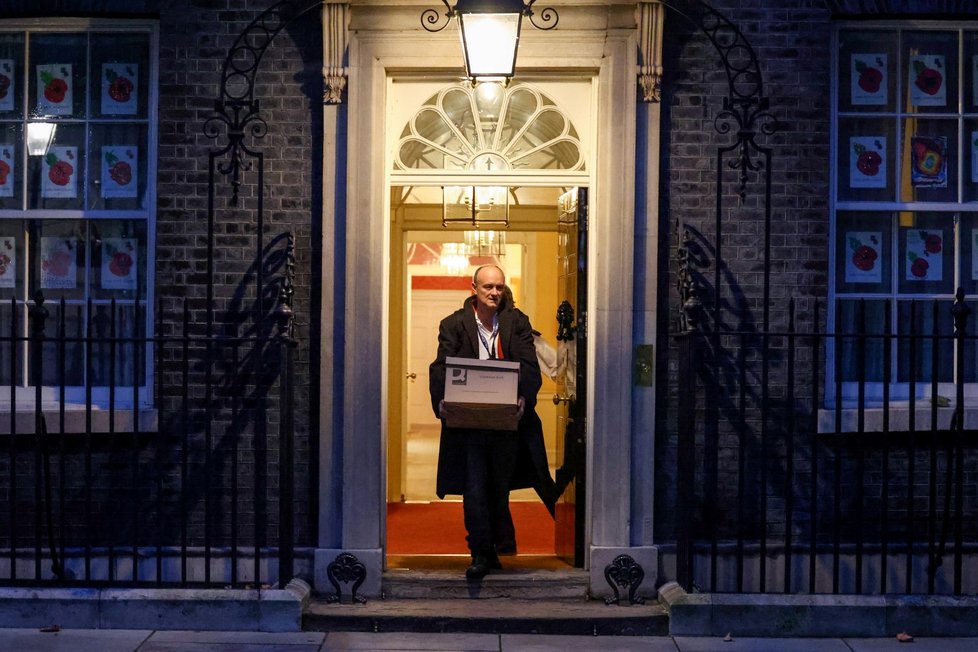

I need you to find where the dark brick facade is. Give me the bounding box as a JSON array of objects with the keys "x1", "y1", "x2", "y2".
[
  {"x1": 154, "y1": 0, "x2": 322, "y2": 547},
  {"x1": 655, "y1": 0, "x2": 833, "y2": 543},
  {"x1": 0, "y1": 0, "x2": 322, "y2": 564}
]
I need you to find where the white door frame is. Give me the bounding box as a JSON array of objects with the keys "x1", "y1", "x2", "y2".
[{"x1": 315, "y1": 22, "x2": 648, "y2": 598}]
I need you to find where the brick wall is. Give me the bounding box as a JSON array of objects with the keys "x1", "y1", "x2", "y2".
[
  {"x1": 654, "y1": 0, "x2": 832, "y2": 544},
  {"x1": 154, "y1": 0, "x2": 322, "y2": 548}
]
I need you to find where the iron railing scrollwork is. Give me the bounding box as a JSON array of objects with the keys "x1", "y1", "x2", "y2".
[{"x1": 661, "y1": 1, "x2": 781, "y2": 592}]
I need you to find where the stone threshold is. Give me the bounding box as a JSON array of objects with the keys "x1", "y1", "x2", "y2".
[
  {"x1": 305, "y1": 596, "x2": 668, "y2": 636},
  {"x1": 659, "y1": 581, "x2": 978, "y2": 637},
  {"x1": 0, "y1": 578, "x2": 310, "y2": 632}
]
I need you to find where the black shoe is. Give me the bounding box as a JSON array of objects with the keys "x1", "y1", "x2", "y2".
[{"x1": 465, "y1": 556, "x2": 492, "y2": 580}]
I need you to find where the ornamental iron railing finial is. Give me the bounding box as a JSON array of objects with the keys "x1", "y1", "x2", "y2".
[{"x1": 204, "y1": 0, "x2": 326, "y2": 205}]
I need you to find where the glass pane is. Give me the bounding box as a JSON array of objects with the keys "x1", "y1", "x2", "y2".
[
  {"x1": 964, "y1": 118, "x2": 978, "y2": 202},
  {"x1": 0, "y1": 301, "x2": 24, "y2": 387},
  {"x1": 0, "y1": 123, "x2": 23, "y2": 209},
  {"x1": 87, "y1": 124, "x2": 148, "y2": 210},
  {"x1": 441, "y1": 88, "x2": 476, "y2": 147},
  {"x1": 28, "y1": 33, "x2": 87, "y2": 120},
  {"x1": 838, "y1": 30, "x2": 897, "y2": 114},
  {"x1": 29, "y1": 219, "x2": 86, "y2": 302},
  {"x1": 0, "y1": 220, "x2": 23, "y2": 300},
  {"x1": 835, "y1": 211, "x2": 892, "y2": 293},
  {"x1": 90, "y1": 33, "x2": 149, "y2": 119},
  {"x1": 35, "y1": 301, "x2": 84, "y2": 386},
  {"x1": 904, "y1": 31, "x2": 957, "y2": 116},
  {"x1": 88, "y1": 303, "x2": 145, "y2": 387},
  {"x1": 959, "y1": 213, "x2": 978, "y2": 296},
  {"x1": 837, "y1": 117, "x2": 896, "y2": 202},
  {"x1": 0, "y1": 33, "x2": 25, "y2": 120},
  {"x1": 897, "y1": 212, "x2": 954, "y2": 295},
  {"x1": 965, "y1": 32, "x2": 978, "y2": 113},
  {"x1": 836, "y1": 299, "x2": 887, "y2": 382},
  {"x1": 897, "y1": 299, "x2": 953, "y2": 382},
  {"x1": 512, "y1": 139, "x2": 581, "y2": 170},
  {"x1": 900, "y1": 118, "x2": 956, "y2": 202},
  {"x1": 27, "y1": 122, "x2": 85, "y2": 210},
  {"x1": 964, "y1": 300, "x2": 978, "y2": 382},
  {"x1": 500, "y1": 88, "x2": 537, "y2": 144},
  {"x1": 90, "y1": 219, "x2": 146, "y2": 300}
]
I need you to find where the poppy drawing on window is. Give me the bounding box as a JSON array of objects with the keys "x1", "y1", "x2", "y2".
[
  {"x1": 41, "y1": 146, "x2": 77, "y2": 199},
  {"x1": 101, "y1": 237, "x2": 137, "y2": 291},
  {"x1": 39, "y1": 237, "x2": 76, "y2": 289},
  {"x1": 0, "y1": 236, "x2": 14, "y2": 289},
  {"x1": 850, "y1": 136, "x2": 886, "y2": 188},
  {"x1": 910, "y1": 135, "x2": 947, "y2": 188},
  {"x1": 845, "y1": 231, "x2": 882, "y2": 284},
  {"x1": 905, "y1": 229, "x2": 943, "y2": 282},
  {"x1": 0, "y1": 144, "x2": 13, "y2": 198},
  {"x1": 101, "y1": 63, "x2": 137, "y2": 115},
  {"x1": 909, "y1": 55, "x2": 945, "y2": 107},
  {"x1": 851, "y1": 54, "x2": 886, "y2": 106},
  {"x1": 0, "y1": 59, "x2": 14, "y2": 113},
  {"x1": 101, "y1": 146, "x2": 137, "y2": 199},
  {"x1": 36, "y1": 63, "x2": 72, "y2": 116}
]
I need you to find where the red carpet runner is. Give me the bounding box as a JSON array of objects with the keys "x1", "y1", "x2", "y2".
[{"x1": 387, "y1": 501, "x2": 554, "y2": 555}]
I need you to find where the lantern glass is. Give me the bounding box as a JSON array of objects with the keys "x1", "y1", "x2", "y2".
[{"x1": 458, "y1": 12, "x2": 521, "y2": 78}]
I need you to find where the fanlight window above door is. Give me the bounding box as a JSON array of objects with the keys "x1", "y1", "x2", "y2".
[{"x1": 394, "y1": 82, "x2": 584, "y2": 172}]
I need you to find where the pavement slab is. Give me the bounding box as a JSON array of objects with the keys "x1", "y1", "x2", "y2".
[
  {"x1": 673, "y1": 636, "x2": 854, "y2": 652},
  {"x1": 139, "y1": 629, "x2": 325, "y2": 652},
  {"x1": 322, "y1": 631, "x2": 499, "y2": 650},
  {"x1": 845, "y1": 637, "x2": 978, "y2": 652},
  {"x1": 501, "y1": 633, "x2": 679, "y2": 650},
  {"x1": 0, "y1": 627, "x2": 152, "y2": 652}
]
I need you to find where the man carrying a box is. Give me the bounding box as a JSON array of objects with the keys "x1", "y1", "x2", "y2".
[{"x1": 429, "y1": 264, "x2": 555, "y2": 580}]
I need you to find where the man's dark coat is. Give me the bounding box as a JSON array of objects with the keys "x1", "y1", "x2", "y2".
[{"x1": 429, "y1": 296, "x2": 555, "y2": 509}]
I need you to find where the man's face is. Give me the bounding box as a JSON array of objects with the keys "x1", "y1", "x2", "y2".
[{"x1": 472, "y1": 266, "x2": 506, "y2": 313}]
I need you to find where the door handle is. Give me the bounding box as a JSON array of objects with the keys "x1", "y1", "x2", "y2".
[
  {"x1": 406, "y1": 372, "x2": 417, "y2": 380},
  {"x1": 553, "y1": 393, "x2": 575, "y2": 405}
]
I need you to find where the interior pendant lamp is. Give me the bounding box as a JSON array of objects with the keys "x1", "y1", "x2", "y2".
[{"x1": 422, "y1": 0, "x2": 558, "y2": 80}]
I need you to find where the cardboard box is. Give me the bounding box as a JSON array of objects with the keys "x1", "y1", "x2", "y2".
[
  {"x1": 442, "y1": 402, "x2": 521, "y2": 431},
  {"x1": 444, "y1": 357, "x2": 519, "y2": 404},
  {"x1": 443, "y1": 357, "x2": 520, "y2": 431}
]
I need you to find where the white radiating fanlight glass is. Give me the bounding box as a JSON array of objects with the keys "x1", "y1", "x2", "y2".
[{"x1": 459, "y1": 13, "x2": 520, "y2": 77}]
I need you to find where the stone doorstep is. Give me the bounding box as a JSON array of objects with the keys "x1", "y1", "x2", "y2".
[
  {"x1": 658, "y1": 581, "x2": 978, "y2": 638},
  {"x1": 0, "y1": 578, "x2": 310, "y2": 632},
  {"x1": 304, "y1": 597, "x2": 669, "y2": 636},
  {"x1": 382, "y1": 567, "x2": 590, "y2": 600}
]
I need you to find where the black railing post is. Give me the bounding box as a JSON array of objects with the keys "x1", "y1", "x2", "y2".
[
  {"x1": 274, "y1": 234, "x2": 296, "y2": 588},
  {"x1": 950, "y1": 288, "x2": 969, "y2": 594},
  {"x1": 29, "y1": 291, "x2": 46, "y2": 581},
  {"x1": 676, "y1": 330, "x2": 698, "y2": 591}
]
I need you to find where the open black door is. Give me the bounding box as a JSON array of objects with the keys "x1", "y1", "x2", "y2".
[{"x1": 554, "y1": 187, "x2": 587, "y2": 567}]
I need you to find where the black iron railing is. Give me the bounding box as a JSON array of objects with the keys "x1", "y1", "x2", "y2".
[
  {"x1": 0, "y1": 293, "x2": 298, "y2": 588},
  {"x1": 674, "y1": 292, "x2": 978, "y2": 596}
]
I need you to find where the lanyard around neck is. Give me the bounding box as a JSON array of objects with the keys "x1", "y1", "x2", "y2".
[{"x1": 474, "y1": 307, "x2": 499, "y2": 359}]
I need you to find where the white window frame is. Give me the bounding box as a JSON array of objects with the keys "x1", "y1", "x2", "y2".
[
  {"x1": 0, "y1": 18, "x2": 158, "y2": 412},
  {"x1": 828, "y1": 20, "x2": 978, "y2": 414}
]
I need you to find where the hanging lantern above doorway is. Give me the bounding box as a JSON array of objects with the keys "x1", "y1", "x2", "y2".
[{"x1": 421, "y1": 0, "x2": 559, "y2": 80}]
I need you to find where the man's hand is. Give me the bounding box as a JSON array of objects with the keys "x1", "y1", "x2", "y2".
[
  {"x1": 439, "y1": 399, "x2": 446, "y2": 419},
  {"x1": 516, "y1": 396, "x2": 525, "y2": 420}
]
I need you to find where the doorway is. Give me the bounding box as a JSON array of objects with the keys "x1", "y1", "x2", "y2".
[{"x1": 386, "y1": 185, "x2": 586, "y2": 568}]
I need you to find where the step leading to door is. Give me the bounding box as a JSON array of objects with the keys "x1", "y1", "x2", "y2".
[
  {"x1": 304, "y1": 597, "x2": 668, "y2": 636},
  {"x1": 383, "y1": 566, "x2": 589, "y2": 599}
]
